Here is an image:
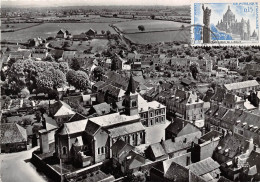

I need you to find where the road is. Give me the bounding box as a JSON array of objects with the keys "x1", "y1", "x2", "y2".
[{"x1": 0, "y1": 147, "x2": 48, "y2": 182}]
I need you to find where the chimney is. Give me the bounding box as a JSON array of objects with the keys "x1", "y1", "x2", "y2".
[
  {"x1": 182, "y1": 121, "x2": 185, "y2": 128},
  {"x1": 202, "y1": 127, "x2": 206, "y2": 135}
]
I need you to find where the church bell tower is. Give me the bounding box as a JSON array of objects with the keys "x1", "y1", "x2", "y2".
[{"x1": 124, "y1": 74, "x2": 139, "y2": 116}]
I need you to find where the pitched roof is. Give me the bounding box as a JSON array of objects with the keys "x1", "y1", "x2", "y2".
[
  {"x1": 164, "y1": 162, "x2": 189, "y2": 181},
  {"x1": 200, "y1": 130, "x2": 222, "y2": 142},
  {"x1": 147, "y1": 142, "x2": 167, "y2": 158},
  {"x1": 125, "y1": 74, "x2": 137, "y2": 94},
  {"x1": 69, "y1": 113, "x2": 88, "y2": 122},
  {"x1": 0, "y1": 123, "x2": 27, "y2": 144},
  {"x1": 211, "y1": 86, "x2": 226, "y2": 103},
  {"x1": 166, "y1": 118, "x2": 200, "y2": 136},
  {"x1": 111, "y1": 139, "x2": 134, "y2": 156},
  {"x1": 89, "y1": 113, "x2": 140, "y2": 128},
  {"x1": 92, "y1": 102, "x2": 111, "y2": 116},
  {"x1": 224, "y1": 80, "x2": 259, "y2": 91},
  {"x1": 108, "y1": 122, "x2": 145, "y2": 138},
  {"x1": 162, "y1": 139, "x2": 191, "y2": 154},
  {"x1": 214, "y1": 134, "x2": 250, "y2": 162},
  {"x1": 58, "y1": 119, "x2": 88, "y2": 135},
  {"x1": 85, "y1": 121, "x2": 101, "y2": 136},
  {"x1": 187, "y1": 157, "x2": 220, "y2": 176}
]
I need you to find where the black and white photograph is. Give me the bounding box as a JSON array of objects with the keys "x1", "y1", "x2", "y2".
[{"x1": 0, "y1": 0, "x2": 260, "y2": 181}]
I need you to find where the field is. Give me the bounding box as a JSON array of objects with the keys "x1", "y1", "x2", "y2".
[
  {"x1": 1, "y1": 21, "x2": 117, "y2": 42},
  {"x1": 1, "y1": 23, "x2": 40, "y2": 31},
  {"x1": 124, "y1": 28, "x2": 190, "y2": 44},
  {"x1": 114, "y1": 19, "x2": 190, "y2": 33}
]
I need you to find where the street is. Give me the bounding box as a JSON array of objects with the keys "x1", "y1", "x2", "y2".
[{"x1": 0, "y1": 147, "x2": 49, "y2": 182}]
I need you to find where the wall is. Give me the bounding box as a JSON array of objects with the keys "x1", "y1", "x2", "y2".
[{"x1": 94, "y1": 129, "x2": 109, "y2": 163}]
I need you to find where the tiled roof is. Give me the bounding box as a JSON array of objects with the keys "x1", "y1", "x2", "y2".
[
  {"x1": 164, "y1": 162, "x2": 189, "y2": 181},
  {"x1": 200, "y1": 130, "x2": 222, "y2": 142},
  {"x1": 218, "y1": 176, "x2": 233, "y2": 182},
  {"x1": 166, "y1": 118, "x2": 200, "y2": 136},
  {"x1": 162, "y1": 139, "x2": 191, "y2": 154},
  {"x1": 108, "y1": 122, "x2": 145, "y2": 138},
  {"x1": 58, "y1": 119, "x2": 88, "y2": 135},
  {"x1": 89, "y1": 113, "x2": 140, "y2": 128},
  {"x1": 148, "y1": 142, "x2": 167, "y2": 158},
  {"x1": 111, "y1": 139, "x2": 134, "y2": 156},
  {"x1": 85, "y1": 121, "x2": 101, "y2": 136},
  {"x1": 92, "y1": 102, "x2": 111, "y2": 116},
  {"x1": 187, "y1": 157, "x2": 220, "y2": 176},
  {"x1": 0, "y1": 123, "x2": 27, "y2": 144},
  {"x1": 138, "y1": 100, "x2": 166, "y2": 113},
  {"x1": 224, "y1": 80, "x2": 259, "y2": 91},
  {"x1": 211, "y1": 87, "x2": 226, "y2": 103},
  {"x1": 215, "y1": 134, "x2": 249, "y2": 161}
]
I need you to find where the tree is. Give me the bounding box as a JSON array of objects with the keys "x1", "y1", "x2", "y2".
[
  {"x1": 138, "y1": 25, "x2": 145, "y2": 31},
  {"x1": 51, "y1": 69, "x2": 66, "y2": 89},
  {"x1": 66, "y1": 69, "x2": 76, "y2": 86},
  {"x1": 181, "y1": 24, "x2": 185, "y2": 29},
  {"x1": 150, "y1": 14, "x2": 155, "y2": 19},
  {"x1": 73, "y1": 71, "x2": 89, "y2": 90},
  {"x1": 71, "y1": 58, "x2": 81, "y2": 71},
  {"x1": 93, "y1": 66, "x2": 104, "y2": 81},
  {"x1": 101, "y1": 30, "x2": 105, "y2": 34},
  {"x1": 190, "y1": 62, "x2": 200, "y2": 80},
  {"x1": 36, "y1": 71, "x2": 54, "y2": 93}
]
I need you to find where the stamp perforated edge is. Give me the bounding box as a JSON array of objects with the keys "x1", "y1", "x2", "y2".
[{"x1": 190, "y1": 0, "x2": 260, "y2": 46}]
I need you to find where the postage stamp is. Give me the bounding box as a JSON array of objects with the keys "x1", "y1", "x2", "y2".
[{"x1": 191, "y1": 2, "x2": 260, "y2": 46}]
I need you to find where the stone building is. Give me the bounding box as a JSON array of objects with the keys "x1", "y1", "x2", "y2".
[{"x1": 216, "y1": 6, "x2": 251, "y2": 40}]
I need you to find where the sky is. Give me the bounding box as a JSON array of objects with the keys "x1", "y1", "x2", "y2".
[
  {"x1": 1, "y1": 0, "x2": 191, "y2": 7},
  {"x1": 194, "y1": 2, "x2": 258, "y2": 35}
]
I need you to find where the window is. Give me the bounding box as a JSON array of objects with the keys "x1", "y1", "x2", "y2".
[
  {"x1": 156, "y1": 118, "x2": 159, "y2": 123},
  {"x1": 101, "y1": 147, "x2": 104, "y2": 154},
  {"x1": 62, "y1": 146, "x2": 67, "y2": 155},
  {"x1": 132, "y1": 134, "x2": 135, "y2": 140},
  {"x1": 150, "y1": 112, "x2": 153, "y2": 117},
  {"x1": 162, "y1": 116, "x2": 165, "y2": 122},
  {"x1": 98, "y1": 148, "x2": 100, "y2": 154},
  {"x1": 132, "y1": 101, "x2": 137, "y2": 107}
]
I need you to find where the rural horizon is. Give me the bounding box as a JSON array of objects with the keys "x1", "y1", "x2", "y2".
[{"x1": 2, "y1": 0, "x2": 191, "y2": 8}]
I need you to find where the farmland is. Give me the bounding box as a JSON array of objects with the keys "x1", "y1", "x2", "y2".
[
  {"x1": 113, "y1": 19, "x2": 190, "y2": 44},
  {"x1": 123, "y1": 30, "x2": 190, "y2": 44},
  {"x1": 1, "y1": 23, "x2": 41, "y2": 31},
  {"x1": 1, "y1": 20, "x2": 122, "y2": 42},
  {"x1": 114, "y1": 19, "x2": 189, "y2": 33}
]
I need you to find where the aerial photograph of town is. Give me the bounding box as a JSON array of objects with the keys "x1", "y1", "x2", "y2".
[{"x1": 0, "y1": 0, "x2": 260, "y2": 181}]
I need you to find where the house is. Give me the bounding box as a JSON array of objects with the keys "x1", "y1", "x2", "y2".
[
  {"x1": 165, "y1": 118, "x2": 202, "y2": 143},
  {"x1": 85, "y1": 113, "x2": 145, "y2": 163},
  {"x1": 0, "y1": 123, "x2": 27, "y2": 153},
  {"x1": 162, "y1": 139, "x2": 192, "y2": 158},
  {"x1": 224, "y1": 80, "x2": 260, "y2": 94},
  {"x1": 88, "y1": 102, "x2": 112, "y2": 116},
  {"x1": 150, "y1": 152, "x2": 193, "y2": 181},
  {"x1": 49, "y1": 100, "x2": 75, "y2": 126},
  {"x1": 170, "y1": 57, "x2": 191, "y2": 71},
  {"x1": 187, "y1": 157, "x2": 221, "y2": 181},
  {"x1": 86, "y1": 28, "x2": 96, "y2": 37},
  {"x1": 56, "y1": 29, "x2": 69, "y2": 39},
  {"x1": 145, "y1": 142, "x2": 169, "y2": 161},
  {"x1": 111, "y1": 139, "x2": 134, "y2": 167},
  {"x1": 192, "y1": 130, "x2": 222, "y2": 162},
  {"x1": 7, "y1": 51, "x2": 32, "y2": 62},
  {"x1": 166, "y1": 89, "x2": 205, "y2": 127},
  {"x1": 213, "y1": 134, "x2": 255, "y2": 181}
]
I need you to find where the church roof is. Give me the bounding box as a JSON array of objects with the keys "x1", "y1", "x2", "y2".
[{"x1": 125, "y1": 74, "x2": 137, "y2": 94}]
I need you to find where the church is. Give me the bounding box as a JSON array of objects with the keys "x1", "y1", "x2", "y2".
[
  {"x1": 54, "y1": 74, "x2": 166, "y2": 164},
  {"x1": 216, "y1": 6, "x2": 252, "y2": 40}
]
